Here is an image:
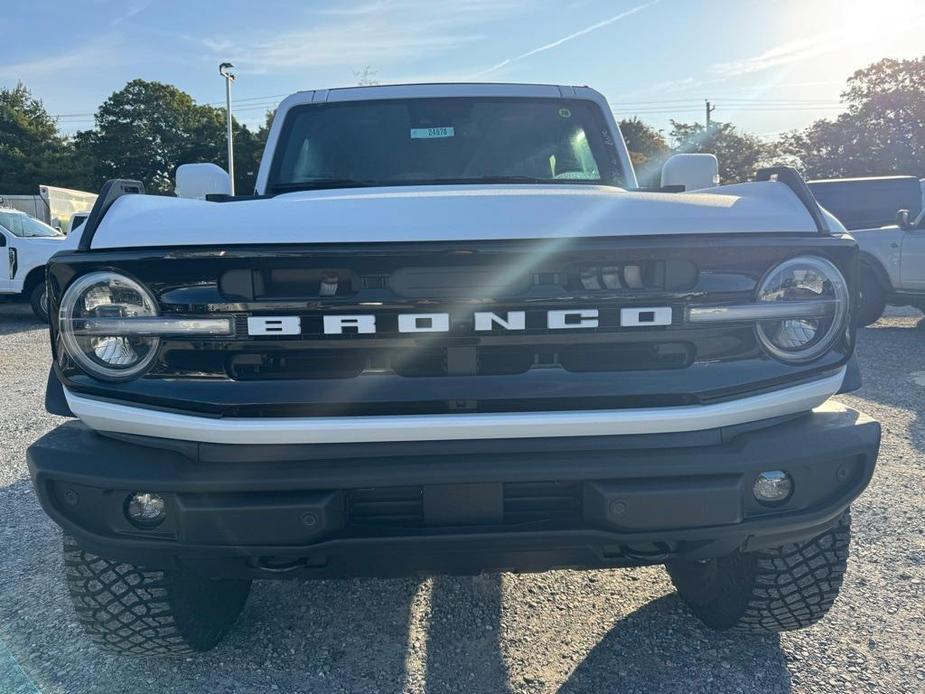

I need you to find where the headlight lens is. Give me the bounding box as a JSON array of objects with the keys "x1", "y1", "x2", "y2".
[
  {"x1": 755, "y1": 256, "x2": 849, "y2": 363},
  {"x1": 59, "y1": 271, "x2": 160, "y2": 380}
]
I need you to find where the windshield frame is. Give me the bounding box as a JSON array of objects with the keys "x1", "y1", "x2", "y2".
[{"x1": 266, "y1": 96, "x2": 627, "y2": 194}]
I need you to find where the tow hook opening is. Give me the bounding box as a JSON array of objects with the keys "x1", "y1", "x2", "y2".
[{"x1": 249, "y1": 556, "x2": 323, "y2": 573}]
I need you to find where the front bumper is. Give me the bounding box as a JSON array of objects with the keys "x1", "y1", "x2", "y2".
[{"x1": 28, "y1": 403, "x2": 880, "y2": 579}]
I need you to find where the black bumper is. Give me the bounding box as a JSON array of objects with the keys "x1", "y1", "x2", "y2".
[{"x1": 28, "y1": 407, "x2": 880, "y2": 579}]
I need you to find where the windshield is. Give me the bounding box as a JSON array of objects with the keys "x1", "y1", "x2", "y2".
[
  {"x1": 71, "y1": 214, "x2": 88, "y2": 231},
  {"x1": 0, "y1": 211, "x2": 63, "y2": 238},
  {"x1": 268, "y1": 97, "x2": 625, "y2": 192}
]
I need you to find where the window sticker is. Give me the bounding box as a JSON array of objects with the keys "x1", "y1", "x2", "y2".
[
  {"x1": 558, "y1": 108, "x2": 572, "y2": 118},
  {"x1": 410, "y1": 127, "x2": 455, "y2": 139}
]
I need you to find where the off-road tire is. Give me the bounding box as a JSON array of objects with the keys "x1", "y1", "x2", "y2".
[
  {"x1": 666, "y1": 511, "x2": 851, "y2": 633},
  {"x1": 856, "y1": 271, "x2": 886, "y2": 327},
  {"x1": 63, "y1": 535, "x2": 251, "y2": 656},
  {"x1": 30, "y1": 282, "x2": 49, "y2": 322}
]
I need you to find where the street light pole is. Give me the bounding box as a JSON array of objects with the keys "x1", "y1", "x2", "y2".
[{"x1": 219, "y1": 62, "x2": 236, "y2": 195}]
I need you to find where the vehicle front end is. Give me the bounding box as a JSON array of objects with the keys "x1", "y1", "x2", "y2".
[{"x1": 27, "y1": 83, "x2": 880, "y2": 655}]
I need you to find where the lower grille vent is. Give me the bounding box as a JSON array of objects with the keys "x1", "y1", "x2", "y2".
[{"x1": 346, "y1": 482, "x2": 582, "y2": 531}]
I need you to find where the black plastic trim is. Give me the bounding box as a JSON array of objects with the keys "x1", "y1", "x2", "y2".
[
  {"x1": 77, "y1": 179, "x2": 145, "y2": 251},
  {"x1": 837, "y1": 355, "x2": 862, "y2": 394},
  {"x1": 45, "y1": 368, "x2": 73, "y2": 417},
  {"x1": 28, "y1": 408, "x2": 880, "y2": 578},
  {"x1": 756, "y1": 167, "x2": 830, "y2": 235}
]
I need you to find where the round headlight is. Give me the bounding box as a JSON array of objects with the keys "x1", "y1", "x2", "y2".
[
  {"x1": 755, "y1": 256, "x2": 849, "y2": 363},
  {"x1": 59, "y1": 271, "x2": 159, "y2": 380}
]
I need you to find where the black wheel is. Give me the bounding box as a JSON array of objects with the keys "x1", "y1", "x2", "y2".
[
  {"x1": 856, "y1": 271, "x2": 886, "y2": 327},
  {"x1": 29, "y1": 282, "x2": 49, "y2": 322},
  {"x1": 63, "y1": 535, "x2": 251, "y2": 656},
  {"x1": 666, "y1": 511, "x2": 851, "y2": 633}
]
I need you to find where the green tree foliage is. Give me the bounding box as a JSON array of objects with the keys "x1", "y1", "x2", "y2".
[
  {"x1": 781, "y1": 57, "x2": 925, "y2": 178},
  {"x1": 0, "y1": 83, "x2": 67, "y2": 193},
  {"x1": 618, "y1": 117, "x2": 670, "y2": 187},
  {"x1": 79, "y1": 79, "x2": 268, "y2": 194},
  {"x1": 669, "y1": 120, "x2": 767, "y2": 184}
]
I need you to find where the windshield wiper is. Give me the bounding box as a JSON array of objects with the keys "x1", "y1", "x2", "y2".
[
  {"x1": 270, "y1": 179, "x2": 380, "y2": 193},
  {"x1": 429, "y1": 176, "x2": 553, "y2": 185},
  {"x1": 270, "y1": 175, "x2": 597, "y2": 194}
]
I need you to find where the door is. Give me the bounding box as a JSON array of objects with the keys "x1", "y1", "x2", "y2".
[
  {"x1": 0, "y1": 230, "x2": 11, "y2": 293},
  {"x1": 900, "y1": 222, "x2": 925, "y2": 290}
]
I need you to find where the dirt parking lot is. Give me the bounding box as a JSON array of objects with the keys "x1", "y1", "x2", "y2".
[{"x1": 0, "y1": 303, "x2": 922, "y2": 694}]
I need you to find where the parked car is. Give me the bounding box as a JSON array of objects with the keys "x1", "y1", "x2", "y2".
[
  {"x1": 28, "y1": 83, "x2": 879, "y2": 656},
  {"x1": 808, "y1": 176, "x2": 925, "y2": 325},
  {"x1": 0, "y1": 207, "x2": 78, "y2": 320}
]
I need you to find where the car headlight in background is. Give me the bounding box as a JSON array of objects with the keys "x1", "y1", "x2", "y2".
[
  {"x1": 59, "y1": 271, "x2": 161, "y2": 380},
  {"x1": 754, "y1": 256, "x2": 849, "y2": 363}
]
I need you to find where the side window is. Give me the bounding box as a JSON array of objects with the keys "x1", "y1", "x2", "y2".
[{"x1": 0, "y1": 213, "x2": 22, "y2": 236}]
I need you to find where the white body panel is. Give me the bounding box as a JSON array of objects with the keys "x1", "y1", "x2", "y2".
[
  {"x1": 851, "y1": 223, "x2": 925, "y2": 291},
  {"x1": 64, "y1": 368, "x2": 845, "y2": 445},
  {"x1": 0, "y1": 211, "x2": 78, "y2": 295},
  {"x1": 90, "y1": 181, "x2": 818, "y2": 249}
]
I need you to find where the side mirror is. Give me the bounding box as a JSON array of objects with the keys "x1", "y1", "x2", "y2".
[
  {"x1": 660, "y1": 154, "x2": 720, "y2": 192},
  {"x1": 175, "y1": 163, "x2": 232, "y2": 200},
  {"x1": 897, "y1": 209, "x2": 913, "y2": 230}
]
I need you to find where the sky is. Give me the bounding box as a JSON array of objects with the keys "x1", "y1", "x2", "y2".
[{"x1": 2, "y1": 0, "x2": 924, "y2": 140}]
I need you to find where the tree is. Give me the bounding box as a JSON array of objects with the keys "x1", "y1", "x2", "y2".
[
  {"x1": 781, "y1": 57, "x2": 925, "y2": 178},
  {"x1": 670, "y1": 120, "x2": 767, "y2": 183},
  {"x1": 0, "y1": 83, "x2": 67, "y2": 193},
  {"x1": 619, "y1": 117, "x2": 670, "y2": 187},
  {"x1": 79, "y1": 79, "x2": 269, "y2": 194},
  {"x1": 79, "y1": 80, "x2": 231, "y2": 193}
]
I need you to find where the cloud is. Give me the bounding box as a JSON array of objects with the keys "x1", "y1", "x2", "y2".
[
  {"x1": 0, "y1": 41, "x2": 116, "y2": 81},
  {"x1": 110, "y1": 0, "x2": 153, "y2": 26},
  {"x1": 474, "y1": 0, "x2": 661, "y2": 76},
  {"x1": 711, "y1": 9, "x2": 925, "y2": 77},
  {"x1": 210, "y1": 0, "x2": 527, "y2": 71},
  {"x1": 710, "y1": 34, "x2": 844, "y2": 77}
]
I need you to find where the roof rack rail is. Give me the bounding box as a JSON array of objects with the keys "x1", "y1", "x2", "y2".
[
  {"x1": 755, "y1": 167, "x2": 830, "y2": 234},
  {"x1": 77, "y1": 179, "x2": 145, "y2": 251}
]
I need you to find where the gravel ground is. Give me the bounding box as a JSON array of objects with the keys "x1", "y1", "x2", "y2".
[{"x1": 0, "y1": 303, "x2": 922, "y2": 694}]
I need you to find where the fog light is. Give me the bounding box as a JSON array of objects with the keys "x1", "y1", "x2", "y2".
[
  {"x1": 126, "y1": 492, "x2": 166, "y2": 527},
  {"x1": 753, "y1": 471, "x2": 793, "y2": 503}
]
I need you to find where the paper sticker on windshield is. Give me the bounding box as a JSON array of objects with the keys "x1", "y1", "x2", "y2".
[{"x1": 411, "y1": 127, "x2": 455, "y2": 139}]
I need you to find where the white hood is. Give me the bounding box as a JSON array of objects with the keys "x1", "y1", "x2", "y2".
[{"x1": 89, "y1": 182, "x2": 819, "y2": 249}]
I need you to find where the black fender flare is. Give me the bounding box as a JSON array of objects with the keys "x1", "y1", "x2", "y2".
[
  {"x1": 858, "y1": 252, "x2": 892, "y2": 291},
  {"x1": 22, "y1": 265, "x2": 46, "y2": 294}
]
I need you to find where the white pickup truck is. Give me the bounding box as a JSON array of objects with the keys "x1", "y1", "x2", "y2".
[
  {"x1": 0, "y1": 207, "x2": 80, "y2": 320},
  {"x1": 28, "y1": 83, "x2": 880, "y2": 657},
  {"x1": 808, "y1": 176, "x2": 925, "y2": 325}
]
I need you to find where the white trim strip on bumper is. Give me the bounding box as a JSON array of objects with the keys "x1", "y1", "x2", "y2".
[{"x1": 64, "y1": 368, "x2": 846, "y2": 445}]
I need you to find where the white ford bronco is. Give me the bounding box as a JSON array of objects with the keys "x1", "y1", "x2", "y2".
[{"x1": 28, "y1": 83, "x2": 880, "y2": 656}]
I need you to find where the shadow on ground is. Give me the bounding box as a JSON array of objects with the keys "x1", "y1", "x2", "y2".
[
  {"x1": 559, "y1": 593, "x2": 791, "y2": 693},
  {"x1": 0, "y1": 472, "x2": 791, "y2": 693},
  {"x1": 0, "y1": 304, "x2": 44, "y2": 337},
  {"x1": 850, "y1": 314, "x2": 925, "y2": 453}
]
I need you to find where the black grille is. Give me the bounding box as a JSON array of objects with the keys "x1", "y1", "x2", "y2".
[
  {"x1": 346, "y1": 482, "x2": 582, "y2": 530},
  {"x1": 53, "y1": 236, "x2": 857, "y2": 417}
]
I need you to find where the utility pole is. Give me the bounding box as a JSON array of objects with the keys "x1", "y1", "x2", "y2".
[
  {"x1": 219, "y1": 62, "x2": 236, "y2": 195},
  {"x1": 705, "y1": 100, "x2": 716, "y2": 131}
]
